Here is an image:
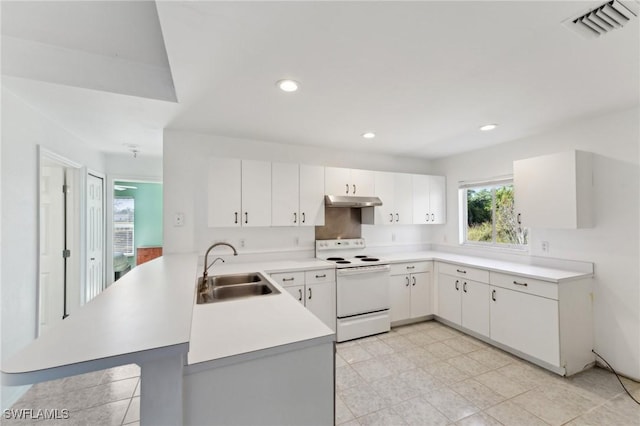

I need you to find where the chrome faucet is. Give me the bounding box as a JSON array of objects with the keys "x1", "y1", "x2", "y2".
[{"x1": 202, "y1": 242, "x2": 238, "y2": 282}]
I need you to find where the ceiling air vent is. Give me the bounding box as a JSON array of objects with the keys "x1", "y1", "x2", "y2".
[{"x1": 563, "y1": 0, "x2": 639, "y2": 38}]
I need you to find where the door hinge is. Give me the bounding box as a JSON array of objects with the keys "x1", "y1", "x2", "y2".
[
  {"x1": 62, "y1": 184, "x2": 69, "y2": 193},
  {"x1": 62, "y1": 249, "x2": 71, "y2": 258}
]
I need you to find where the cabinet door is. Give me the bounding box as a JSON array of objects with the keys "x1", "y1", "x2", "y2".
[
  {"x1": 412, "y1": 174, "x2": 430, "y2": 224},
  {"x1": 395, "y1": 173, "x2": 413, "y2": 225},
  {"x1": 351, "y1": 169, "x2": 375, "y2": 196},
  {"x1": 374, "y1": 171, "x2": 396, "y2": 225},
  {"x1": 325, "y1": 167, "x2": 351, "y2": 195},
  {"x1": 306, "y1": 282, "x2": 336, "y2": 331},
  {"x1": 208, "y1": 158, "x2": 241, "y2": 227},
  {"x1": 299, "y1": 164, "x2": 325, "y2": 227},
  {"x1": 272, "y1": 162, "x2": 299, "y2": 227},
  {"x1": 390, "y1": 275, "x2": 411, "y2": 322},
  {"x1": 410, "y1": 272, "x2": 432, "y2": 317},
  {"x1": 241, "y1": 160, "x2": 271, "y2": 227},
  {"x1": 437, "y1": 274, "x2": 461, "y2": 325},
  {"x1": 429, "y1": 175, "x2": 446, "y2": 224},
  {"x1": 490, "y1": 286, "x2": 560, "y2": 366},
  {"x1": 461, "y1": 280, "x2": 490, "y2": 337},
  {"x1": 284, "y1": 285, "x2": 305, "y2": 305}
]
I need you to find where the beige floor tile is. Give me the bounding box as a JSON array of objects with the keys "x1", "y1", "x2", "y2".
[
  {"x1": 133, "y1": 379, "x2": 140, "y2": 397},
  {"x1": 564, "y1": 403, "x2": 638, "y2": 426},
  {"x1": 401, "y1": 346, "x2": 441, "y2": 368},
  {"x1": 442, "y1": 336, "x2": 484, "y2": 354},
  {"x1": 456, "y1": 412, "x2": 504, "y2": 426},
  {"x1": 99, "y1": 364, "x2": 140, "y2": 384},
  {"x1": 398, "y1": 368, "x2": 444, "y2": 394},
  {"x1": 383, "y1": 335, "x2": 418, "y2": 352},
  {"x1": 424, "y1": 361, "x2": 470, "y2": 385},
  {"x1": 511, "y1": 389, "x2": 585, "y2": 426},
  {"x1": 369, "y1": 375, "x2": 421, "y2": 406},
  {"x1": 474, "y1": 370, "x2": 530, "y2": 399},
  {"x1": 357, "y1": 407, "x2": 408, "y2": 426},
  {"x1": 338, "y1": 420, "x2": 361, "y2": 426},
  {"x1": 65, "y1": 399, "x2": 129, "y2": 426},
  {"x1": 88, "y1": 377, "x2": 138, "y2": 407},
  {"x1": 339, "y1": 384, "x2": 388, "y2": 418},
  {"x1": 422, "y1": 387, "x2": 479, "y2": 422},
  {"x1": 394, "y1": 396, "x2": 450, "y2": 426},
  {"x1": 378, "y1": 352, "x2": 418, "y2": 374},
  {"x1": 496, "y1": 363, "x2": 556, "y2": 389},
  {"x1": 336, "y1": 365, "x2": 367, "y2": 391},
  {"x1": 123, "y1": 396, "x2": 140, "y2": 424},
  {"x1": 338, "y1": 345, "x2": 374, "y2": 364},
  {"x1": 426, "y1": 327, "x2": 461, "y2": 342},
  {"x1": 450, "y1": 378, "x2": 506, "y2": 409},
  {"x1": 404, "y1": 331, "x2": 438, "y2": 346},
  {"x1": 336, "y1": 394, "x2": 355, "y2": 425},
  {"x1": 601, "y1": 393, "x2": 640, "y2": 424},
  {"x1": 485, "y1": 400, "x2": 550, "y2": 426},
  {"x1": 360, "y1": 340, "x2": 395, "y2": 357},
  {"x1": 336, "y1": 353, "x2": 348, "y2": 367},
  {"x1": 351, "y1": 358, "x2": 394, "y2": 382},
  {"x1": 425, "y1": 342, "x2": 463, "y2": 360},
  {"x1": 466, "y1": 348, "x2": 514, "y2": 370},
  {"x1": 447, "y1": 355, "x2": 493, "y2": 376},
  {"x1": 568, "y1": 367, "x2": 630, "y2": 400}
]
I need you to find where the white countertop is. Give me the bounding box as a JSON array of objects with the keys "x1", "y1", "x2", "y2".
[{"x1": 380, "y1": 251, "x2": 592, "y2": 282}]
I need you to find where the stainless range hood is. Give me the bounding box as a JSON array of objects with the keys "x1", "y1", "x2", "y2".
[{"x1": 325, "y1": 195, "x2": 383, "y2": 208}]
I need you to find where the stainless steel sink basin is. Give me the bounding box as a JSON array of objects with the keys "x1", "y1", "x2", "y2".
[{"x1": 196, "y1": 272, "x2": 280, "y2": 304}]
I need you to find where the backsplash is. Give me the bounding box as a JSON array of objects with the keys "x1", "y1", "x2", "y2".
[{"x1": 315, "y1": 207, "x2": 362, "y2": 240}]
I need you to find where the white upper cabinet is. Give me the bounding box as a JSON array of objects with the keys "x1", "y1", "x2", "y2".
[
  {"x1": 272, "y1": 162, "x2": 300, "y2": 227},
  {"x1": 325, "y1": 167, "x2": 374, "y2": 196},
  {"x1": 514, "y1": 150, "x2": 593, "y2": 229},
  {"x1": 364, "y1": 172, "x2": 413, "y2": 225},
  {"x1": 208, "y1": 158, "x2": 242, "y2": 227},
  {"x1": 299, "y1": 164, "x2": 325, "y2": 227},
  {"x1": 412, "y1": 175, "x2": 446, "y2": 224},
  {"x1": 207, "y1": 158, "x2": 271, "y2": 227},
  {"x1": 272, "y1": 163, "x2": 325, "y2": 227}
]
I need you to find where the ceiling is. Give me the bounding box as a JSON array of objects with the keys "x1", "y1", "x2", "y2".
[{"x1": 2, "y1": 1, "x2": 638, "y2": 159}]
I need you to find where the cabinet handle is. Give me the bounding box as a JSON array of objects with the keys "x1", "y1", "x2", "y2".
[
  {"x1": 513, "y1": 280, "x2": 528, "y2": 287},
  {"x1": 405, "y1": 277, "x2": 410, "y2": 287},
  {"x1": 431, "y1": 213, "x2": 435, "y2": 222},
  {"x1": 395, "y1": 213, "x2": 399, "y2": 222},
  {"x1": 234, "y1": 212, "x2": 238, "y2": 224},
  {"x1": 455, "y1": 280, "x2": 459, "y2": 291},
  {"x1": 463, "y1": 282, "x2": 467, "y2": 293},
  {"x1": 346, "y1": 183, "x2": 349, "y2": 194},
  {"x1": 282, "y1": 277, "x2": 295, "y2": 282},
  {"x1": 406, "y1": 266, "x2": 415, "y2": 270},
  {"x1": 308, "y1": 288, "x2": 312, "y2": 300},
  {"x1": 426, "y1": 213, "x2": 430, "y2": 222},
  {"x1": 390, "y1": 213, "x2": 394, "y2": 223},
  {"x1": 492, "y1": 289, "x2": 497, "y2": 301},
  {"x1": 298, "y1": 288, "x2": 302, "y2": 301},
  {"x1": 517, "y1": 213, "x2": 522, "y2": 224},
  {"x1": 315, "y1": 274, "x2": 326, "y2": 278},
  {"x1": 293, "y1": 212, "x2": 297, "y2": 224},
  {"x1": 302, "y1": 212, "x2": 306, "y2": 223},
  {"x1": 244, "y1": 212, "x2": 248, "y2": 224},
  {"x1": 353, "y1": 184, "x2": 356, "y2": 194},
  {"x1": 412, "y1": 276, "x2": 416, "y2": 286},
  {"x1": 456, "y1": 269, "x2": 467, "y2": 274}
]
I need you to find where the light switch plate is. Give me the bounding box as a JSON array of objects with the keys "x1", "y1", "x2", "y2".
[{"x1": 174, "y1": 212, "x2": 185, "y2": 227}]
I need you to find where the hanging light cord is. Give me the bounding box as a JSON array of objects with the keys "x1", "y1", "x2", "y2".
[{"x1": 592, "y1": 349, "x2": 640, "y2": 405}]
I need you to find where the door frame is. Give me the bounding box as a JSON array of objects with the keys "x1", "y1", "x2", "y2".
[
  {"x1": 36, "y1": 146, "x2": 83, "y2": 336},
  {"x1": 107, "y1": 175, "x2": 162, "y2": 287}
]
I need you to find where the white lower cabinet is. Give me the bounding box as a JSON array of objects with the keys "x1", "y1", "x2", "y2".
[
  {"x1": 271, "y1": 269, "x2": 336, "y2": 331},
  {"x1": 437, "y1": 272, "x2": 490, "y2": 337},
  {"x1": 390, "y1": 262, "x2": 432, "y2": 323}
]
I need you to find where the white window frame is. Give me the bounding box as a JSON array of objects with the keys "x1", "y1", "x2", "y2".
[
  {"x1": 458, "y1": 176, "x2": 528, "y2": 250},
  {"x1": 113, "y1": 196, "x2": 135, "y2": 256}
]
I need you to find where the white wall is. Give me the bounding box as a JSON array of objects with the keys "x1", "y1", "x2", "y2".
[
  {"x1": 163, "y1": 130, "x2": 434, "y2": 257},
  {"x1": 431, "y1": 106, "x2": 640, "y2": 380},
  {"x1": 1, "y1": 89, "x2": 105, "y2": 408},
  {"x1": 104, "y1": 152, "x2": 162, "y2": 180}
]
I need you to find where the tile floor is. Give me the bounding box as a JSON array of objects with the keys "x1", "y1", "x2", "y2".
[{"x1": 6, "y1": 321, "x2": 640, "y2": 425}]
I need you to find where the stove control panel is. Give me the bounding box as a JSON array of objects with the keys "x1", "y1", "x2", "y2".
[{"x1": 316, "y1": 238, "x2": 365, "y2": 250}]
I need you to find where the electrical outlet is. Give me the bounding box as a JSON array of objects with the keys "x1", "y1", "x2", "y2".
[
  {"x1": 174, "y1": 212, "x2": 185, "y2": 227},
  {"x1": 541, "y1": 241, "x2": 549, "y2": 253},
  {"x1": 240, "y1": 238, "x2": 245, "y2": 248}
]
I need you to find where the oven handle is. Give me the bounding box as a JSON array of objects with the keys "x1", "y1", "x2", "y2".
[{"x1": 336, "y1": 265, "x2": 390, "y2": 276}]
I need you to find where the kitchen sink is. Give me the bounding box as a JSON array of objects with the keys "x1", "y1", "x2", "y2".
[{"x1": 196, "y1": 272, "x2": 280, "y2": 304}]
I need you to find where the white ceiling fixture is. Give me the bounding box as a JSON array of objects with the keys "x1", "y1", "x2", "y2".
[
  {"x1": 362, "y1": 132, "x2": 376, "y2": 139},
  {"x1": 479, "y1": 124, "x2": 498, "y2": 132},
  {"x1": 563, "y1": 0, "x2": 639, "y2": 39},
  {"x1": 276, "y1": 79, "x2": 299, "y2": 92}
]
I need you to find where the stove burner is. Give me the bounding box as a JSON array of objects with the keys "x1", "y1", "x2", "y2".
[
  {"x1": 361, "y1": 258, "x2": 380, "y2": 262},
  {"x1": 336, "y1": 260, "x2": 352, "y2": 264},
  {"x1": 327, "y1": 257, "x2": 345, "y2": 261},
  {"x1": 354, "y1": 255, "x2": 368, "y2": 258}
]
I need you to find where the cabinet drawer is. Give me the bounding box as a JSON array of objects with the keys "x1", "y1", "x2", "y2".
[
  {"x1": 305, "y1": 269, "x2": 335, "y2": 284},
  {"x1": 490, "y1": 272, "x2": 558, "y2": 300},
  {"x1": 270, "y1": 271, "x2": 305, "y2": 287},
  {"x1": 390, "y1": 261, "x2": 432, "y2": 276},
  {"x1": 438, "y1": 262, "x2": 489, "y2": 282}
]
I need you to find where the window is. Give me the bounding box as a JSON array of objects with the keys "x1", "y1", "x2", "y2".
[
  {"x1": 460, "y1": 178, "x2": 528, "y2": 248},
  {"x1": 113, "y1": 197, "x2": 134, "y2": 256}
]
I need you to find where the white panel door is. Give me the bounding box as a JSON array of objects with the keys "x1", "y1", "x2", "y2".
[
  {"x1": 299, "y1": 164, "x2": 325, "y2": 227},
  {"x1": 272, "y1": 162, "x2": 299, "y2": 227},
  {"x1": 412, "y1": 174, "x2": 430, "y2": 224},
  {"x1": 284, "y1": 285, "x2": 305, "y2": 305},
  {"x1": 461, "y1": 280, "x2": 490, "y2": 337},
  {"x1": 429, "y1": 175, "x2": 446, "y2": 224},
  {"x1": 490, "y1": 286, "x2": 560, "y2": 366},
  {"x1": 325, "y1": 167, "x2": 351, "y2": 195},
  {"x1": 410, "y1": 272, "x2": 432, "y2": 317},
  {"x1": 86, "y1": 173, "x2": 104, "y2": 303},
  {"x1": 374, "y1": 171, "x2": 395, "y2": 225},
  {"x1": 394, "y1": 173, "x2": 413, "y2": 225},
  {"x1": 390, "y1": 275, "x2": 411, "y2": 322},
  {"x1": 39, "y1": 166, "x2": 65, "y2": 334},
  {"x1": 306, "y1": 282, "x2": 336, "y2": 331},
  {"x1": 350, "y1": 169, "x2": 375, "y2": 196},
  {"x1": 208, "y1": 158, "x2": 241, "y2": 227},
  {"x1": 437, "y1": 274, "x2": 461, "y2": 325},
  {"x1": 242, "y1": 160, "x2": 272, "y2": 227}
]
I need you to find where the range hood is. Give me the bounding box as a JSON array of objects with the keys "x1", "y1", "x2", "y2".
[{"x1": 325, "y1": 195, "x2": 383, "y2": 208}]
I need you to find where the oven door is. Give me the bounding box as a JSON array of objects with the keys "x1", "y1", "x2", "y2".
[{"x1": 336, "y1": 265, "x2": 390, "y2": 318}]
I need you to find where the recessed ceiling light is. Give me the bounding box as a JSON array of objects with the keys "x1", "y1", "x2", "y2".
[
  {"x1": 479, "y1": 123, "x2": 498, "y2": 131},
  {"x1": 362, "y1": 132, "x2": 376, "y2": 139},
  {"x1": 276, "y1": 79, "x2": 299, "y2": 92}
]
